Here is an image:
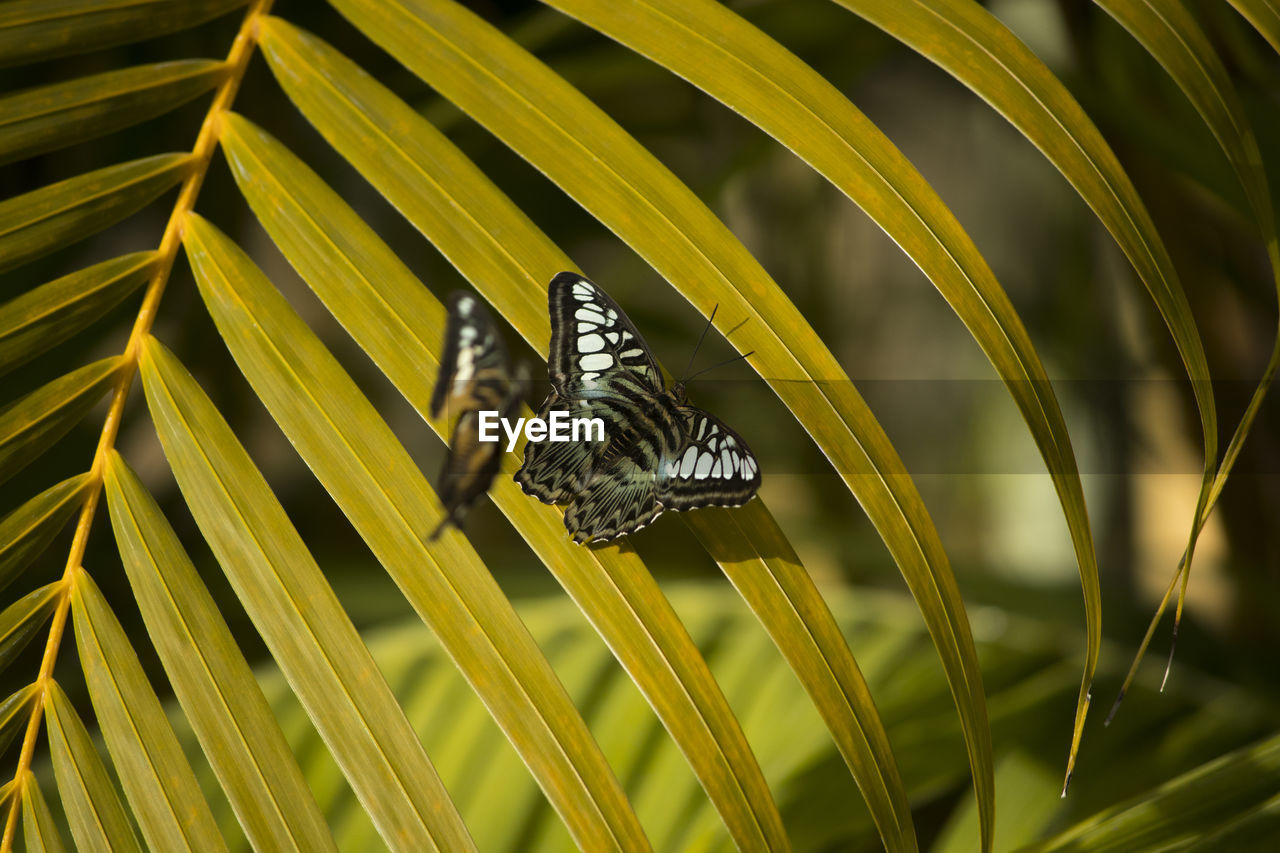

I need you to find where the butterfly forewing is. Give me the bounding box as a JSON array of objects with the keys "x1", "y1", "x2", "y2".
[
  {"x1": 548, "y1": 271, "x2": 662, "y2": 392},
  {"x1": 431, "y1": 292, "x2": 512, "y2": 418},
  {"x1": 431, "y1": 292, "x2": 525, "y2": 539}
]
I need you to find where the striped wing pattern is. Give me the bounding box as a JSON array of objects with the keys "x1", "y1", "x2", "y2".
[
  {"x1": 430, "y1": 292, "x2": 526, "y2": 539},
  {"x1": 516, "y1": 273, "x2": 760, "y2": 544}
]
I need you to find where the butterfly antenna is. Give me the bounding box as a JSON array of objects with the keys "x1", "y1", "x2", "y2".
[
  {"x1": 681, "y1": 350, "x2": 755, "y2": 385},
  {"x1": 679, "y1": 305, "x2": 719, "y2": 384}
]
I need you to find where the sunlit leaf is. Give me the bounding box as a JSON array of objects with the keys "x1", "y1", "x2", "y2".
[
  {"x1": 0, "y1": 685, "x2": 39, "y2": 757},
  {"x1": 138, "y1": 335, "x2": 476, "y2": 852},
  {"x1": 1097, "y1": 0, "x2": 1280, "y2": 666},
  {"x1": 315, "y1": 6, "x2": 990, "y2": 844},
  {"x1": 1230, "y1": 0, "x2": 1280, "y2": 54},
  {"x1": 45, "y1": 680, "x2": 142, "y2": 853},
  {"x1": 0, "y1": 583, "x2": 59, "y2": 675},
  {"x1": 0, "y1": 154, "x2": 192, "y2": 275},
  {"x1": 0, "y1": 474, "x2": 90, "y2": 595},
  {"x1": 0, "y1": 0, "x2": 248, "y2": 68},
  {"x1": 0, "y1": 358, "x2": 122, "y2": 487},
  {"x1": 185, "y1": 209, "x2": 671, "y2": 852},
  {"x1": 218, "y1": 96, "x2": 820, "y2": 849},
  {"x1": 0, "y1": 62, "x2": 226, "y2": 166},
  {"x1": 21, "y1": 774, "x2": 70, "y2": 853},
  {"x1": 253, "y1": 22, "x2": 913, "y2": 849},
  {"x1": 0, "y1": 253, "x2": 155, "y2": 377},
  {"x1": 103, "y1": 450, "x2": 338, "y2": 853},
  {"x1": 70, "y1": 569, "x2": 227, "y2": 852}
]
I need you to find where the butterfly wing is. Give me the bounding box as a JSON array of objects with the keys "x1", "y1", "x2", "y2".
[
  {"x1": 656, "y1": 406, "x2": 760, "y2": 511},
  {"x1": 517, "y1": 272, "x2": 663, "y2": 502},
  {"x1": 431, "y1": 293, "x2": 523, "y2": 539},
  {"x1": 547, "y1": 272, "x2": 663, "y2": 394},
  {"x1": 514, "y1": 390, "x2": 606, "y2": 503},
  {"x1": 431, "y1": 292, "x2": 511, "y2": 419},
  {"x1": 562, "y1": 454, "x2": 664, "y2": 544},
  {"x1": 522, "y1": 272, "x2": 759, "y2": 542}
]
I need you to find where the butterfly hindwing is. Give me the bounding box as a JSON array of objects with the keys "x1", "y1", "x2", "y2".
[
  {"x1": 514, "y1": 391, "x2": 609, "y2": 503},
  {"x1": 431, "y1": 293, "x2": 525, "y2": 539},
  {"x1": 563, "y1": 455, "x2": 663, "y2": 544},
  {"x1": 657, "y1": 407, "x2": 760, "y2": 510}
]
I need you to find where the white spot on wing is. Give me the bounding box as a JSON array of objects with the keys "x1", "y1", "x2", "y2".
[
  {"x1": 695, "y1": 452, "x2": 713, "y2": 479},
  {"x1": 679, "y1": 446, "x2": 698, "y2": 477},
  {"x1": 578, "y1": 333, "x2": 605, "y2": 353},
  {"x1": 580, "y1": 353, "x2": 612, "y2": 371},
  {"x1": 721, "y1": 449, "x2": 733, "y2": 476},
  {"x1": 575, "y1": 308, "x2": 605, "y2": 324},
  {"x1": 572, "y1": 281, "x2": 593, "y2": 298}
]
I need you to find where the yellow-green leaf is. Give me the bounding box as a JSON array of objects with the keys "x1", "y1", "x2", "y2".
[
  {"x1": 259, "y1": 18, "x2": 914, "y2": 849},
  {"x1": 0, "y1": 153, "x2": 192, "y2": 275},
  {"x1": 0, "y1": 474, "x2": 90, "y2": 594},
  {"x1": 0, "y1": 582, "x2": 60, "y2": 675},
  {"x1": 253, "y1": 21, "x2": 913, "y2": 848},
  {"x1": 183, "y1": 211, "x2": 654, "y2": 852},
  {"x1": 215, "y1": 96, "x2": 792, "y2": 849},
  {"x1": 103, "y1": 450, "x2": 337, "y2": 853},
  {"x1": 45, "y1": 680, "x2": 142, "y2": 853},
  {"x1": 324, "y1": 8, "x2": 991, "y2": 836},
  {"x1": 1095, "y1": 0, "x2": 1276, "y2": 241},
  {"x1": 138, "y1": 336, "x2": 475, "y2": 853},
  {"x1": 0, "y1": 358, "x2": 122, "y2": 487},
  {"x1": 827, "y1": 0, "x2": 1233, "y2": 785},
  {"x1": 0, "y1": 253, "x2": 155, "y2": 377},
  {"x1": 0, "y1": 684, "x2": 39, "y2": 757},
  {"x1": 1095, "y1": 0, "x2": 1280, "y2": 728},
  {"x1": 1230, "y1": 0, "x2": 1280, "y2": 54},
  {"x1": 0, "y1": 0, "x2": 248, "y2": 68},
  {"x1": 70, "y1": 569, "x2": 227, "y2": 853},
  {"x1": 21, "y1": 775, "x2": 69, "y2": 853},
  {"x1": 0, "y1": 61, "x2": 226, "y2": 166},
  {"x1": 694, "y1": 501, "x2": 913, "y2": 844},
  {"x1": 1027, "y1": 731, "x2": 1280, "y2": 852}
]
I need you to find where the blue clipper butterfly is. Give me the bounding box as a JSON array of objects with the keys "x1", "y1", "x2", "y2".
[
  {"x1": 430, "y1": 292, "x2": 527, "y2": 539},
  {"x1": 515, "y1": 272, "x2": 760, "y2": 543}
]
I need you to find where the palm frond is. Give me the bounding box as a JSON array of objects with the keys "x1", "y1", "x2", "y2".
[{"x1": 0, "y1": 1, "x2": 1275, "y2": 850}]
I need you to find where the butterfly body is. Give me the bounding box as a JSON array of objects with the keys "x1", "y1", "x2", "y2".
[
  {"x1": 516, "y1": 273, "x2": 760, "y2": 544},
  {"x1": 430, "y1": 292, "x2": 526, "y2": 539}
]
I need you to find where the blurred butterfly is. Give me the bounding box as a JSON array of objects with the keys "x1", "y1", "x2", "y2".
[
  {"x1": 430, "y1": 292, "x2": 527, "y2": 539},
  {"x1": 515, "y1": 272, "x2": 760, "y2": 544}
]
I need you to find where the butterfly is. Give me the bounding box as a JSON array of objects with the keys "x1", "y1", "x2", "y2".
[
  {"x1": 429, "y1": 292, "x2": 527, "y2": 539},
  {"x1": 515, "y1": 272, "x2": 760, "y2": 544}
]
